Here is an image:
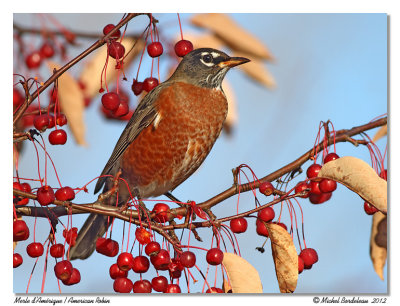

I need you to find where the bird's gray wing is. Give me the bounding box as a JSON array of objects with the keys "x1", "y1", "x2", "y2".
[{"x1": 93, "y1": 83, "x2": 167, "y2": 194}]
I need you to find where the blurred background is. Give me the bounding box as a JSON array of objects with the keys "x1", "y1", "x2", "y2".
[{"x1": 12, "y1": 13, "x2": 387, "y2": 294}]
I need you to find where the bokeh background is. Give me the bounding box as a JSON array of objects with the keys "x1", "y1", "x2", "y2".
[{"x1": 12, "y1": 13, "x2": 387, "y2": 294}]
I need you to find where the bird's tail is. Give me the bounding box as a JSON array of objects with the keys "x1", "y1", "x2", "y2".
[{"x1": 69, "y1": 212, "x2": 110, "y2": 260}]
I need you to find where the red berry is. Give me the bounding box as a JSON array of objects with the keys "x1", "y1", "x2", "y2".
[
  {"x1": 298, "y1": 256, "x2": 304, "y2": 274},
  {"x1": 135, "y1": 227, "x2": 152, "y2": 245},
  {"x1": 364, "y1": 202, "x2": 379, "y2": 215},
  {"x1": 49, "y1": 129, "x2": 67, "y2": 145},
  {"x1": 96, "y1": 238, "x2": 119, "y2": 257},
  {"x1": 112, "y1": 101, "x2": 129, "y2": 117},
  {"x1": 259, "y1": 181, "x2": 274, "y2": 196},
  {"x1": 144, "y1": 241, "x2": 161, "y2": 256},
  {"x1": 55, "y1": 114, "x2": 68, "y2": 126},
  {"x1": 62, "y1": 268, "x2": 81, "y2": 286},
  {"x1": 150, "y1": 249, "x2": 170, "y2": 270},
  {"x1": 152, "y1": 203, "x2": 170, "y2": 223},
  {"x1": 108, "y1": 41, "x2": 125, "y2": 59},
  {"x1": 151, "y1": 276, "x2": 168, "y2": 292},
  {"x1": 33, "y1": 114, "x2": 50, "y2": 131},
  {"x1": 230, "y1": 217, "x2": 248, "y2": 233},
  {"x1": 324, "y1": 152, "x2": 340, "y2": 164},
  {"x1": 273, "y1": 221, "x2": 288, "y2": 231},
  {"x1": 143, "y1": 77, "x2": 159, "y2": 92},
  {"x1": 63, "y1": 227, "x2": 78, "y2": 246},
  {"x1": 54, "y1": 260, "x2": 73, "y2": 281},
  {"x1": 50, "y1": 243, "x2": 65, "y2": 258},
  {"x1": 295, "y1": 181, "x2": 310, "y2": 198},
  {"x1": 101, "y1": 92, "x2": 120, "y2": 111},
  {"x1": 26, "y1": 242, "x2": 44, "y2": 258},
  {"x1": 256, "y1": 219, "x2": 269, "y2": 237},
  {"x1": 206, "y1": 287, "x2": 224, "y2": 293},
  {"x1": 206, "y1": 248, "x2": 224, "y2": 266},
  {"x1": 147, "y1": 42, "x2": 164, "y2": 58},
  {"x1": 55, "y1": 186, "x2": 75, "y2": 201},
  {"x1": 13, "y1": 88, "x2": 24, "y2": 107},
  {"x1": 131, "y1": 79, "x2": 143, "y2": 96},
  {"x1": 174, "y1": 40, "x2": 193, "y2": 57},
  {"x1": 257, "y1": 207, "x2": 275, "y2": 223},
  {"x1": 25, "y1": 51, "x2": 42, "y2": 69},
  {"x1": 306, "y1": 164, "x2": 322, "y2": 179},
  {"x1": 47, "y1": 114, "x2": 56, "y2": 128},
  {"x1": 319, "y1": 179, "x2": 337, "y2": 193},
  {"x1": 168, "y1": 258, "x2": 184, "y2": 279},
  {"x1": 133, "y1": 280, "x2": 152, "y2": 293},
  {"x1": 13, "y1": 253, "x2": 23, "y2": 268},
  {"x1": 113, "y1": 277, "x2": 133, "y2": 293},
  {"x1": 132, "y1": 255, "x2": 150, "y2": 273},
  {"x1": 103, "y1": 24, "x2": 121, "y2": 39},
  {"x1": 37, "y1": 185, "x2": 55, "y2": 206},
  {"x1": 179, "y1": 251, "x2": 196, "y2": 268},
  {"x1": 380, "y1": 169, "x2": 387, "y2": 180},
  {"x1": 13, "y1": 182, "x2": 30, "y2": 205},
  {"x1": 299, "y1": 248, "x2": 318, "y2": 267},
  {"x1": 40, "y1": 42, "x2": 55, "y2": 58},
  {"x1": 117, "y1": 252, "x2": 134, "y2": 271},
  {"x1": 109, "y1": 263, "x2": 128, "y2": 279},
  {"x1": 309, "y1": 181, "x2": 322, "y2": 195},
  {"x1": 13, "y1": 220, "x2": 30, "y2": 241},
  {"x1": 309, "y1": 192, "x2": 332, "y2": 204},
  {"x1": 164, "y1": 284, "x2": 181, "y2": 293}
]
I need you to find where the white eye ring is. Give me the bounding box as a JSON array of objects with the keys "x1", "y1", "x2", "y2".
[{"x1": 200, "y1": 52, "x2": 215, "y2": 67}]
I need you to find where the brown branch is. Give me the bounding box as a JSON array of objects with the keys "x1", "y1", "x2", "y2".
[
  {"x1": 13, "y1": 13, "x2": 154, "y2": 127},
  {"x1": 14, "y1": 117, "x2": 387, "y2": 235}
]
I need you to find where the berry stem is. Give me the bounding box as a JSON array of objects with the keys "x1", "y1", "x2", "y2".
[{"x1": 177, "y1": 13, "x2": 184, "y2": 40}]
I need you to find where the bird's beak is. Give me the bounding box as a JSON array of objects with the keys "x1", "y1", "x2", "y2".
[{"x1": 218, "y1": 56, "x2": 250, "y2": 68}]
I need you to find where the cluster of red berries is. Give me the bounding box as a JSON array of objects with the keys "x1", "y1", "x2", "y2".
[
  {"x1": 25, "y1": 41, "x2": 56, "y2": 70},
  {"x1": 94, "y1": 222, "x2": 224, "y2": 293},
  {"x1": 130, "y1": 39, "x2": 193, "y2": 97},
  {"x1": 294, "y1": 152, "x2": 340, "y2": 205},
  {"x1": 101, "y1": 89, "x2": 133, "y2": 121},
  {"x1": 103, "y1": 24, "x2": 125, "y2": 60},
  {"x1": 298, "y1": 248, "x2": 319, "y2": 273}
]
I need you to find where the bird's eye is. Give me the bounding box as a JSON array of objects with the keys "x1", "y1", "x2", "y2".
[{"x1": 202, "y1": 54, "x2": 213, "y2": 64}]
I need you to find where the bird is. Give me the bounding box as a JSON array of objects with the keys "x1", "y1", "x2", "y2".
[{"x1": 69, "y1": 48, "x2": 250, "y2": 260}]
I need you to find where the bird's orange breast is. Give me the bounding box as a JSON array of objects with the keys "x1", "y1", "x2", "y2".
[{"x1": 119, "y1": 82, "x2": 228, "y2": 198}]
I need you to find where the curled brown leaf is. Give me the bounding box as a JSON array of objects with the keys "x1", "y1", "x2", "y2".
[{"x1": 266, "y1": 223, "x2": 298, "y2": 293}]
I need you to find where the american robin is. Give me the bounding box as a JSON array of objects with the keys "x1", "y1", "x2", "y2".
[{"x1": 70, "y1": 48, "x2": 250, "y2": 260}]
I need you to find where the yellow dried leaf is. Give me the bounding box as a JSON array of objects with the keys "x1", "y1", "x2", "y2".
[
  {"x1": 191, "y1": 13, "x2": 273, "y2": 60},
  {"x1": 47, "y1": 61, "x2": 86, "y2": 146},
  {"x1": 372, "y1": 125, "x2": 387, "y2": 142},
  {"x1": 318, "y1": 156, "x2": 387, "y2": 214},
  {"x1": 266, "y1": 223, "x2": 298, "y2": 293},
  {"x1": 79, "y1": 38, "x2": 144, "y2": 99},
  {"x1": 222, "y1": 276, "x2": 232, "y2": 293},
  {"x1": 222, "y1": 252, "x2": 263, "y2": 293},
  {"x1": 222, "y1": 80, "x2": 238, "y2": 135},
  {"x1": 233, "y1": 51, "x2": 276, "y2": 89},
  {"x1": 370, "y1": 212, "x2": 387, "y2": 280}
]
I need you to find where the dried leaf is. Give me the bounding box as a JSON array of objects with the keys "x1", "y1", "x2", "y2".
[
  {"x1": 47, "y1": 61, "x2": 86, "y2": 146},
  {"x1": 191, "y1": 13, "x2": 273, "y2": 60},
  {"x1": 266, "y1": 223, "x2": 298, "y2": 293},
  {"x1": 222, "y1": 275, "x2": 232, "y2": 293},
  {"x1": 222, "y1": 252, "x2": 263, "y2": 293},
  {"x1": 370, "y1": 212, "x2": 387, "y2": 280},
  {"x1": 372, "y1": 124, "x2": 387, "y2": 142},
  {"x1": 222, "y1": 80, "x2": 238, "y2": 135},
  {"x1": 79, "y1": 38, "x2": 144, "y2": 99},
  {"x1": 233, "y1": 51, "x2": 276, "y2": 89},
  {"x1": 318, "y1": 156, "x2": 387, "y2": 214}
]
